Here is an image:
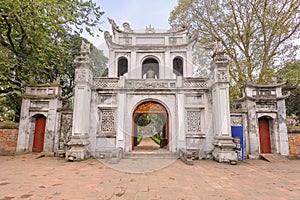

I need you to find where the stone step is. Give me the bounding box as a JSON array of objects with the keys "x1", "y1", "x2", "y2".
[
  {"x1": 124, "y1": 152, "x2": 179, "y2": 159},
  {"x1": 260, "y1": 154, "x2": 289, "y2": 163}
]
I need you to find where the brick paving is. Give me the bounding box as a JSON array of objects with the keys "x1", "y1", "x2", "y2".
[{"x1": 0, "y1": 154, "x2": 299, "y2": 200}]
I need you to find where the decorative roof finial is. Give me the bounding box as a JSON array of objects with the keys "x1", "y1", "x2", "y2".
[
  {"x1": 80, "y1": 40, "x2": 90, "y2": 54},
  {"x1": 145, "y1": 24, "x2": 155, "y2": 33},
  {"x1": 213, "y1": 40, "x2": 224, "y2": 54},
  {"x1": 123, "y1": 22, "x2": 133, "y2": 33},
  {"x1": 108, "y1": 18, "x2": 121, "y2": 34}
]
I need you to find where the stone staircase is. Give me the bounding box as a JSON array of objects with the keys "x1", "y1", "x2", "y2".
[
  {"x1": 124, "y1": 151, "x2": 179, "y2": 159},
  {"x1": 260, "y1": 154, "x2": 290, "y2": 162}
]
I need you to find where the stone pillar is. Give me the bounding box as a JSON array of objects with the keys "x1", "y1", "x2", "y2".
[
  {"x1": 277, "y1": 99, "x2": 289, "y2": 155},
  {"x1": 108, "y1": 48, "x2": 115, "y2": 77},
  {"x1": 164, "y1": 50, "x2": 171, "y2": 78},
  {"x1": 116, "y1": 76, "x2": 126, "y2": 149},
  {"x1": 245, "y1": 98, "x2": 260, "y2": 156},
  {"x1": 66, "y1": 41, "x2": 93, "y2": 160},
  {"x1": 177, "y1": 76, "x2": 186, "y2": 149},
  {"x1": 210, "y1": 42, "x2": 237, "y2": 163}
]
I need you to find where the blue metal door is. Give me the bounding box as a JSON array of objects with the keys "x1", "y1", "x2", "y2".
[{"x1": 231, "y1": 126, "x2": 244, "y2": 161}]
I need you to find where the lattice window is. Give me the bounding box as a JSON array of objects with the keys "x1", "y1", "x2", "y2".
[
  {"x1": 94, "y1": 79, "x2": 119, "y2": 88},
  {"x1": 99, "y1": 109, "x2": 116, "y2": 136},
  {"x1": 184, "y1": 80, "x2": 208, "y2": 88},
  {"x1": 187, "y1": 111, "x2": 201, "y2": 133}
]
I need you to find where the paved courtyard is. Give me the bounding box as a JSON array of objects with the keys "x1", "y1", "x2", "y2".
[{"x1": 0, "y1": 154, "x2": 299, "y2": 200}]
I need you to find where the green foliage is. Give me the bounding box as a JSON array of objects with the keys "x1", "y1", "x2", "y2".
[
  {"x1": 102, "y1": 68, "x2": 109, "y2": 77},
  {"x1": 0, "y1": 0, "x2": 105, "y2": 122},
  {"x1": 137, "y1": 114, "x2": 151, "y2": 126},
  {"x1": 137, "y1": 136, "x2": 143, "y2": 145},
  {"x1": 277, "y1": 61, "x2": 300, "y2": 121},
  {"x1": 170, "y1": 0, "x2": 300, "y2": 92},
  {"x1": 150, "y1": 135, "x2": 161, "y2": 145},
  {"x1": 91, "y1": 46, "x2": 108, "y2": 77}
]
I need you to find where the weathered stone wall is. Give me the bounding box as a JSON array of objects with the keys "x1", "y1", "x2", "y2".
[
  {"x1": 57, "y1": 110, "x2": 73, "y2": 151},
  {"x1": 0, "y1": 129, "x2": 18, "y2": 154},
  {"x1": 288, "y1": 127, "x2": 300, "y2": 158}
]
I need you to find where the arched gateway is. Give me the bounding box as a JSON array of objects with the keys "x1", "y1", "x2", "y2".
[
  {"x1": 65, "y1": 18, "x2": 239, "y2": 162},
  {"x1": 132, "y1": 101, "x2": 169, "y2": 150},
  {"x1": 17, "y1": 19, "x2": 290, "y2": 163}
]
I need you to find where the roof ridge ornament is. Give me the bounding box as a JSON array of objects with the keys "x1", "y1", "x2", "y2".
[
  {"x1": 213, "y1": 40, "x2": 224, "y2": 54},
  {"x1": 211, "y1": 40, "x2": 228, "y2": 63},
  {"x1": 123, "y1": 22, "x2": 133, "y2": 33},
  {"x1": 145, "y1": 24, "x2": 155, "y2": 33},
  {"x1": 108, "y1": 18, "x2": 122, "y2": 34},
  {"x1": 80, "y1": 40, "x2": 90, "y2": 55}
]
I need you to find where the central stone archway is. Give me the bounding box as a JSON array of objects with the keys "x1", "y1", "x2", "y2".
[{"x1": 132, "y1": 101, "x2": 169, "y2": 151}]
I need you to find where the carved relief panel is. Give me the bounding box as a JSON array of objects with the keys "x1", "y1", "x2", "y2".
[
  {"x1": 75, "y1": 68, "x2": 93, "y2": 84},
  {"x1": 217, "y1": 70, "x2": 229, "y2": 82},
  {"x1": 98, "y1": 94, "x2": 117, "y2": 105},
  {"x1": 59, "y1": 113, "x2": 73, "y2": 149},
  {"x1": 75, "y1": 68, "x2": 86, "y2": 82},
  {"x1": 230, "y1": 115, "x2": 243, "y2": 126}
]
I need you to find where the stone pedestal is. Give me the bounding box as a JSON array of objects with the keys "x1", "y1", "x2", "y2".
[
  {"x1": 66, "y1": 135, "x2": 90, "y2": 160},
  {"x1": 212, "y1": 136, "x2": 237, "y2": 162}
]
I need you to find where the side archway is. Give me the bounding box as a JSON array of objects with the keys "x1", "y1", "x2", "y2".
[
  {"x1": 173, "y1": 57, "x2": 183, "y2": 76},
  {"x1": 117, "y1": 57, "x2": 128, "y2": 77}
]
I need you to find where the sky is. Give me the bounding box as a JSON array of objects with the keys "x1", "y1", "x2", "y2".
[{"x1": 83, "y1": 0, "x2": 178, "y2": 51}]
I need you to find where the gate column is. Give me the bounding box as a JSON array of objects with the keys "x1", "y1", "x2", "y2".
[
  {"x1": 210, "y1": 42, "x2": 237, "y2": 163},
  {"x1": 66, "y1": 41, "x2": 93, "y2": 160}
]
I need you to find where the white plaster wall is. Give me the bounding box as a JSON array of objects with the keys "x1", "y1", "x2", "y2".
[
  {"x1": 43, "y1": 98, "x2": 61, "y2": 152},
  {"x1": 17, "y1": 99, "x2": 30, "y2": 152},
  {"x1": 88, "y1": 91, "x2": 98, "y2": 152},
  {"x1": 202, "y1": 93, "x2": 214, "y2": 153}
]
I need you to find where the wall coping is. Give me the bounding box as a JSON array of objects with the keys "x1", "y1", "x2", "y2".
[{"x1": 288, "y1": 126, "x2": 300, "y2": 133}]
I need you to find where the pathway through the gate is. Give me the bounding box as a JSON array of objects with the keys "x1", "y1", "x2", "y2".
[{"x1": 134, "y1": 136, "x2": 160, "y2": 152}]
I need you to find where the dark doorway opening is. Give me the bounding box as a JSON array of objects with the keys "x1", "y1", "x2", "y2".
[
  {"x1": 258, "y1": 117, "x2": 271, "y2": 153},
  {"x1": 32, "y1": 115, "x2": 46, "y2": 153},
  {"x1": 142, "y1": 58, "x2": 159, "y2": 79},
  {"x1": 173, "y1": 57, "x2": 183, "y2": 76},
  {"x1": 118, "y1": 57, "x2": 128, "y2": 77},
  {"x1": 132, "y1": 101, "x2": 168, "y2": 151}
]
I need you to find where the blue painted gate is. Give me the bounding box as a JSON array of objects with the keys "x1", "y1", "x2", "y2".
[{"x1": 231, "y1": 126, "x2": 244, "y2": 161}]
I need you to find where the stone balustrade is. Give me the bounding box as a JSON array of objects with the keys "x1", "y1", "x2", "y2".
[
  {"x1": 94, "y1": 78, "x2": 119, "y2": 89},
  {"x1": 93, "y1": 77, "x2": 208, "y2": 90}
]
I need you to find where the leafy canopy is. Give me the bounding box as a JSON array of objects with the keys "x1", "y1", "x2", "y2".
[
  {"x1": 0, "y1": 0, "x2": 105, "y2": 121},
  {"x1": 169, "y1": 0, "x2": 300, "y2": 85}
]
